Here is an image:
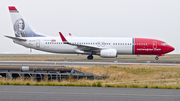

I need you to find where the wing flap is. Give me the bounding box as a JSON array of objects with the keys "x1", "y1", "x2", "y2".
[
  {"x1": 59, "y1": 32, "x2": 104, "y2": 52},
  {"x1": 73, "y1": 44, "x2": 101, "y2": 52}
]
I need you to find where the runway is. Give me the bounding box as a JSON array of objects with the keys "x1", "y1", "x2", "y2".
[
  {"x1": 0, "y1": 59, "x2": 180, "y2": 66},
  {"x1": 0, "y1": 85, "x2": 179, "y2": 101}
]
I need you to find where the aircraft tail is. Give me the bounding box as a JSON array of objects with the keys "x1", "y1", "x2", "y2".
[{"x1": 8, "y1": 6, "x2": 44, "y2": 37}]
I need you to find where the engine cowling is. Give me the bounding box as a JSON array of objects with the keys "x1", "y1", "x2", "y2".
[{"x1": 100, "y1": 49, "x2": 117, "y2": 58}]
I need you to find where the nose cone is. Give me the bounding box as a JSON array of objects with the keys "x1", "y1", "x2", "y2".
[{"x1": 168, "y1": 45, "x2": 175, "y2": 52}]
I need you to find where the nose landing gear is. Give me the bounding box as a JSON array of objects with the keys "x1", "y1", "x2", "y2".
[{"x1": 155, "y1": 56, "x2": 159, "y2": 60}]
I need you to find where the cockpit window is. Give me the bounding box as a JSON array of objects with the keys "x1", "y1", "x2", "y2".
[{"x1": 161, "y1": 43, "x2": 167, "y2": 46}]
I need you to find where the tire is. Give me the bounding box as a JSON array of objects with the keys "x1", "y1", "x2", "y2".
[
  {"x1": 87, "y1": 55, "x2": 93, "y2": 60},
  {"x1": 155, "y1": 57, "x2": 159, "y2": 60}
]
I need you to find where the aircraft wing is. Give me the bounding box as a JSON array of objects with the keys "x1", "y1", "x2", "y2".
[
  {"x1": 4, "y1": 35, "x2": 27, "y2": 41},
  {"x1": 59, "y1": 32, "x2": 105, "y2": 52}
]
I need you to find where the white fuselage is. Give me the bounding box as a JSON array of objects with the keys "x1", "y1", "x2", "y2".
[{"x1": 14, "y1": 37, "x2": 133, "y2": 55}]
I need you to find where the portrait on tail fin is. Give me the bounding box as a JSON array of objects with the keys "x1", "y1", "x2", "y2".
[{"x1": 14, "y1": 18, "x2": 26, "y2": 37}]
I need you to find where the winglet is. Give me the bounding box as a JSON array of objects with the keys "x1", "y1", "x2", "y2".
[
  {"x1": 59, "y1": 32, "x2": 69, "y2": 44},
  {"x1": 68, "y1": 33, "x2": 75, "y2": 37}
]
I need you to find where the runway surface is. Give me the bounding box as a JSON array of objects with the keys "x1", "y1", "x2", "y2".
[
  {"x1": 0, "y1": 59, "x2": 180, "y2": 66},
  {"x1": 0, "y1": 85, "x2": 179, "y2": 101}
]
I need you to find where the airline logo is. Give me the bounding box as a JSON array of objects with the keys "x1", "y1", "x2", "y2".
[{"x1": 51, "y1": 39, "x2": 56, "y2": 42}]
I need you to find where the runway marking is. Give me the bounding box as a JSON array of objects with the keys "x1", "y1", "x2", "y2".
[
  {"x1": 0, "y1": 91, "x2": 179, "y2": 97},
  {"x1": 1, "y1": 61, "x2": 180, "y2": 66}
]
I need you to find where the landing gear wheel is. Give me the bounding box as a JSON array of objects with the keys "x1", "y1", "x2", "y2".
[
  {"x1": 155, "y1": 56, "x2": 159, "y2": 60},
  {"x1": 87, "y1": 55, "x2": 93, "y2": 60}
]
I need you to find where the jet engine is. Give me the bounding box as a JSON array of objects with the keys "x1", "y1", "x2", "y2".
[{"x1": 100, "y1": 49, "x2": 117, "y2": 58}]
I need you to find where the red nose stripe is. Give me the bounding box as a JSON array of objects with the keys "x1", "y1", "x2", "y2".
[{"x1": 8, "y1": 6, "x2": 18, "y2": 11}]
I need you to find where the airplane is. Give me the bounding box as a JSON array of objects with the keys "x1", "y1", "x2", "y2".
[{"x1": 5, "y1": 6, "x2": 175, "y2": 60}]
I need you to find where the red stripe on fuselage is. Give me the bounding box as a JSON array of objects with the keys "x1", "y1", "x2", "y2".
[{"x1": 134, "y1": 38, "x2": 168, "y2": 55}]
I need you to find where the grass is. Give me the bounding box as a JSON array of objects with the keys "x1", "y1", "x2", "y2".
[
  {"x1": 0, "y1": 65, "x2": 180, "y2": 89},
  {"x1": 73, "y1": 65, "x2": 180, "y2": 89},
  {"x1": 0, "y1": 79, "x2": 179, "y2": 89}
]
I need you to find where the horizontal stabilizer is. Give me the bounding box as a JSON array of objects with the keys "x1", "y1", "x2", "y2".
[{"x1": 4, "y1": 35, "x2": 27, "y2": 41}]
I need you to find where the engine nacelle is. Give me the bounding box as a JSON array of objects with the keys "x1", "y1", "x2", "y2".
[{"x1": 100, "y1": 49, "x2": 117, "y2": 58}]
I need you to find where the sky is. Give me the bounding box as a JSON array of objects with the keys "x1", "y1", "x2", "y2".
[{"x1": 0, "y1": 0, "x2": 180, "y2": 54}]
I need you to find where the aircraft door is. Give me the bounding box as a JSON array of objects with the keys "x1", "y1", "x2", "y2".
[
  {"x1": 153, "y1": 41, "x2": 157, "y2": 49},
  {"x1": 36, "y1": 39, "x2": 40, "y2": 48}
]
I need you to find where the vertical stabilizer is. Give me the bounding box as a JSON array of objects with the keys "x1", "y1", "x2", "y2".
[{"x1": 8, "y1": 6, "x2": 44, "y2": 37}]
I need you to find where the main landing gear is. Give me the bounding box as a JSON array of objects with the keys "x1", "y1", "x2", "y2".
[
  {"x1": 87, "y1": 52, "x2": 94, "y2": 60},
  {"x1": 155, "y1": 56, "x2": 159, "y2": 60},
  {"x1": 87, "y1": 55, "x2": 93, "y2": 60}
]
